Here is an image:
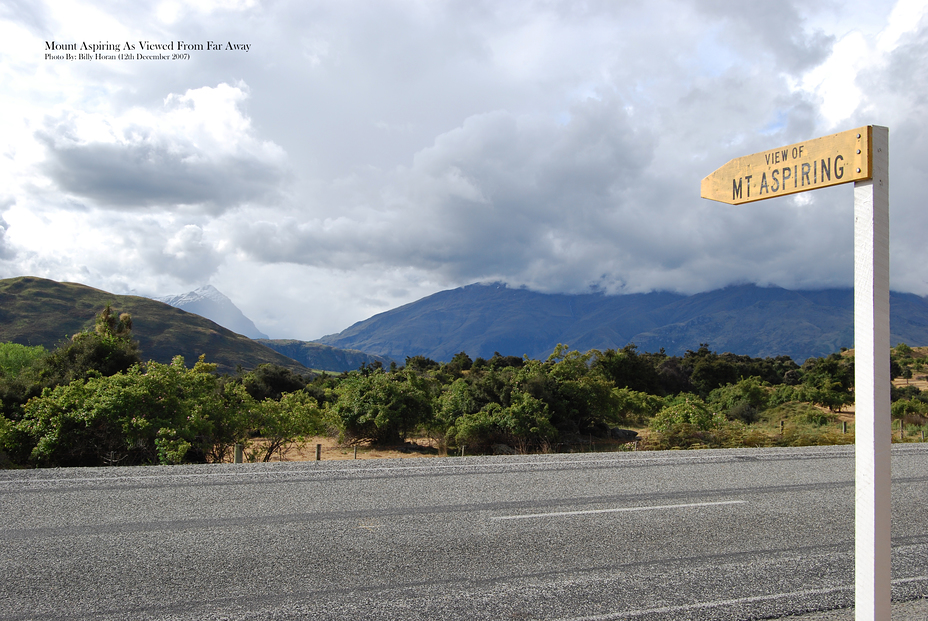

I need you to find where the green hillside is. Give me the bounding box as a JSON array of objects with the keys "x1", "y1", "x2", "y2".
[{"x1": 0, "y1": 277, "x2": 308, "y2": 375}]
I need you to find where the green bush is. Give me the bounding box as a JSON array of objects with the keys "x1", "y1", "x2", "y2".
[
  {"x1": 329, "y1": 369, "x2": 433, "y2": 445},
  {"x1": 650, "y1": 394, "x2": 725, "y2": 433},
  {"x1": 0, "y1": 343, "x2": 47, "y2": 378},
  {"x1": 448, "y1": 390, "x2": 557, "y2": 452},
  {"x1": 611, "y1": 387, "x2": 664, "y2": 425},
  {"x1": 246, "y1": 391, "x2": 325, "y2": 462},
  {"x1": 892, "y1": 398, "x2": 928, "y2": 420},
  {"x1": 14, "y1": 356, "x2": 251, "y2": 467},
  {"x1": 708, "y1": 376, "x2": 769, "y2": 423}
]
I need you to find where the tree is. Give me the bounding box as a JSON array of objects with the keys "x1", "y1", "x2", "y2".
[
  {"x1": 95, "y1": 304, "x2": 133, "y2": 337},
  {"x1": 246, "y1": 391, "x2": 325, "y2": 462},
  {"x1": 239, "y1": 364, "x2": 308, "y2": 400},
  {"x1": 592, "y1": 345, "x2": 663, "y2": 394},
  {"x1": 611, "y1": 387, "x2": 664, "y2": 425},
  {"x1": 688, "y1": 357, "x2": 739, "y2": 396},
  {"x1": 329, "y1": 369, "x2": 433, "y2": 445},
  {"x1": 708, "y1": 376, "x2": 770, "y2": 423},
  {"x1": 0, "y1": 343, "x2": 47, "y2": 378},
  {"x1": 447, "y1": 390, "x2": 557, "y2": 453},
  {"x1": 443, "y1": 352, "x2": 473, "y2": 376},
  {"x1": 799, "y1": 353, "x2": 854, "y2": 412},
  {"x1": 650, "y1": 394, "x2": 725, "y2": 433},
  {"x1": 0, "y1": 308, "x2": 141, "y2": 422},
  {"x1": 404, "y1": 355, "x2": 440, "y2": 374},
  {"x1": 515, "y1": 348, "x2": 615, "y2": 435},
  {"x1": 431, "y1": 377, "x2": 481, "y2": 450},
  {"x1": 40, "y1": 306, "x2": 141, "y2": 386},
  {"x1": 13, "y1": 356, "x2": 251, "y2": 467}
]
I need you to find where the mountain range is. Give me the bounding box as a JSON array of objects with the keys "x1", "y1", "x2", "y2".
[
  {"x1": 150, "y1": 284, "x2": 387, "y2": 371},
  {"x1": 6, "y1": 277, "x2": 928, "y2": 373},
  {"x1": 316, "y1": 282, "x2": 928, "y2": 363}
]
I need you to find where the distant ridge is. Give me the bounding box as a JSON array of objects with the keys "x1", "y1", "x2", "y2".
[
  {"x1": 258, "y1": 339, "x2": 392, "y2": 373},
  {"x1": 156, "y1": 285, "x2": 269, "y2": 339},
  {"x1": 316, "y1": 282, "x2": 928, "y2": 363}
]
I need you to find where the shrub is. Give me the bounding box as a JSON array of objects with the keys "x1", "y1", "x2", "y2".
[
  {"x1": 246, "y1": 391, "x2": 325, "y2": 462},
  {"x1": 892, "y1": 398, "x2": 928, "y2": 420},
  {"x1": 329, "y1": 369, "x2": 433, "y2": 445},
  {"x1": 15, "y1": 356, "x2": 251, "y2": 467},
  {"x1": 0, "y1": 343, "x2": 47, "y2": 378},
  {"x1": 448, "y1": 391, "x2": 557, "y2": 453},
  {"x1": 708, "y1": 376, "x2": 769, "y2": 422},
  {"x1": 649, "y1": 394, "x2": 725, "y2": 433},
  {"x1": 610, "y1": 387, "x2": 664, "y2": 425}
]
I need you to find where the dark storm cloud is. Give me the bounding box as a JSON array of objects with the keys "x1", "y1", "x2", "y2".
[
  {"x1": 231, "y1": 98, "x2": 660, "y2": 290},
  {"x1": 38, "y1": 136, "x2": 286, "y2": 213},
  {"x1": 33, "y1": 82, "x2": 289, "y2": 215}
]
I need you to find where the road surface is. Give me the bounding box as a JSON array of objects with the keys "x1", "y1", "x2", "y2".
[{"x1": 1, "y1": 445, "x2": 926, "y2": 620}]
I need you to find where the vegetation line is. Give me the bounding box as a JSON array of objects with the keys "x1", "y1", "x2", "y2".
[{"x1": 2, "y1": 307, "x2": 926, "y2": 469}]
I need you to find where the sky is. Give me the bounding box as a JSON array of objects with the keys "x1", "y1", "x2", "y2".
[{"x1": 1, "y1": 0, "x2": 927, "y2": 340}]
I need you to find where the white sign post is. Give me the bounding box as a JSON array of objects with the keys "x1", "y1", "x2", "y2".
[
  {"x1": 702, "y1": 125, "x2": 891, "y2": 620},
  {"x1": 854, "y1": 125, "x2": 890, "y2": 621}
]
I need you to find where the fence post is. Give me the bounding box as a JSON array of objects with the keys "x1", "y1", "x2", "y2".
[
  {"x1": 315, "y1": 444, "x2": 321, "y2": 461},
  {"x1": 234, "y1": 443, "x2": 243, "y2": 463}
]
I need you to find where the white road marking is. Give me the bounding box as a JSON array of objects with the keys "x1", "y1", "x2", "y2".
[{"x1": 491, "y1": 499, "x2": 746, "y2": 520}]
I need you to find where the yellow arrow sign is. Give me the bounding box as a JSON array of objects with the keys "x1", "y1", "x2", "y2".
[{"x1": 701, "y1": 126, "x2": 872, "y2": 204}]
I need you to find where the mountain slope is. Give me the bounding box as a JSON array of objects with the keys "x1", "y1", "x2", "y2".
[
  {"x1": 0, "y1": 277, "x2": 305, "y2": 375},
  {"x1": 156, "y1": 285, "x2": 269, "y2": 339},
  {"x1": 316, "y1": 282, "x2": 928, "y2": 362}
]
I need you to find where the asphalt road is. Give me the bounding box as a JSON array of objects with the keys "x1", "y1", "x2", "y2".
[{"x1": 1, "y1": 445, "x2": 927, "y2": 620}]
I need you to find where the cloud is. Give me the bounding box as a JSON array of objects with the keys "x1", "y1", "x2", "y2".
[
  {"x1": 36, "y1": 83, "x2": 287, "y2": 214},
  {"x1": 231, "y1": 98, "x2": 656, "y2": 285},
  {"x1": 694, "y1": 1, "x2": 835, "y2": 73},
  {"x1": 125, "y1": 221, "x2": 223, "y2": 285},
  {"x1": 0, "y1": 0, "x2": 53, "y2": 37},
  {"x1": 0, "y1": 214, "x2": 16, "y2": 261},
  {"x1": 226, "y1": 53, "x2": 858, "y2": 298},
  {"x1": 858, "y1": 12, "x2": 928, "y2": 294}
]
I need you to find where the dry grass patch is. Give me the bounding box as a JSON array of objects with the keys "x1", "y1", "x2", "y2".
[{"x1": 230, "y1": 436, "x2": 440, "y2": 462}]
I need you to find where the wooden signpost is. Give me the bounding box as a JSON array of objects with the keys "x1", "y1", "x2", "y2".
[
  {"x1": 701, "y1": 126, "x2": 873, "y2": 204},
  {"x1": 702, "y1": 125, "x2": 891, "y2": 621}
]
